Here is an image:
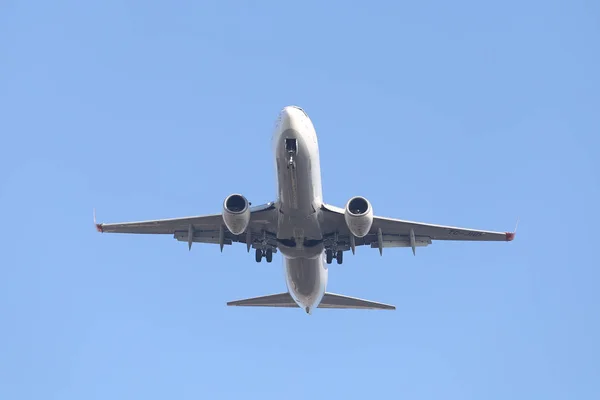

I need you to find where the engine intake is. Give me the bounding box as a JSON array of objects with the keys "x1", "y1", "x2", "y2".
[
  {"x1": 344, "y1": 196, "x2": 373, "y2": 238},
  {"x1": 222, "y1": 194, "x2": 250, "y2": 235}
]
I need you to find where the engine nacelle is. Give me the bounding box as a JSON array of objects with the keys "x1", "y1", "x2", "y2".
[
  {"x1": 222, "y1": 194, "x2": 251, "y2": 235},
  {"x1": 344, "y1": 196, "x2": 374, "y2": 238}
]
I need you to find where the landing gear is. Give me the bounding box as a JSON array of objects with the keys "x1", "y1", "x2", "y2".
[
  {"x1": 265, "y1": 248, "x2": 273, "y2": 263},
  {"x1": 325, "y1": 249, "x2": 343, "y2": 265},
  {"x1": 285, "y1": 138, "x2": 297, "y2": 169},
  {"x1": 326, "y1": 249, "x2": 333, "y2": 264},
  {"x1": 255, "y1": 248, "x2": 273, "y2": 263},
  {"x1": 255, "y1": 248, "x2": 262, "y2": 263}
]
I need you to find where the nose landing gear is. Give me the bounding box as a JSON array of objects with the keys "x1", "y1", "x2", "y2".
[{"x1": 285, "y1": 138, "x2": 297, "y2": 169}]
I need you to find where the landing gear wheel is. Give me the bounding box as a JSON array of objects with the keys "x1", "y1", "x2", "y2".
[
  {"x1": 326, "y1": 249, "x2": 333, "y2": 264},
  {"x1": 265, "y1": 249, "x2": 273, "y2": 263},
  {"x1": 255, "y1": 249, "x2": 262, "y2": 263},
  {"x1": 336, "y1": 251, "x2": 343, "y2": 265}
]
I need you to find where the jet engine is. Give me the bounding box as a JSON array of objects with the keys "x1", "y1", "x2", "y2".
[
  {"x1": 222, "y1": 194, "x2": 251, "y2": 235},
  {"x1": 344, "y1": 196, "x2": 373, "y2": 238}
]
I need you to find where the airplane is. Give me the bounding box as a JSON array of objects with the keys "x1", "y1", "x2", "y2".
[{"x1": 94, "y1": 105, "x2": 516, "y2": 314}]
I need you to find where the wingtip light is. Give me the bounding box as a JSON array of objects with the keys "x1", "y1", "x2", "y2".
[
  {"x1": 94, "y1": 208, "x2": 103, "y2": 233},
  {"x1": 505, "y1": 217, "x2": 519, "y2": 241}
]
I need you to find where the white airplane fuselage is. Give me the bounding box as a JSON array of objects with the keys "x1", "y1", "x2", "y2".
[{"x1": 272, "y1": 106, "x2": 327, "y2": 314}]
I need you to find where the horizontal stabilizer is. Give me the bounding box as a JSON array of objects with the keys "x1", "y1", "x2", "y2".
[
  {"x1": 227, "y1": 292, "x2": 395, "y2": 310},
  {"x1": 318, "y1": 292, "x2": 396, "y2": 310},
  {"x1": 227, "y1": 292, "x2": 298, "y2": 308}
]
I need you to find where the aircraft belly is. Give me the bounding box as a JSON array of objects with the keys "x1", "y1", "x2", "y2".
[
  {"x1": 285, "y1": 256, "x2": 327, "y2": 311},
  {"x1": 275, "y1": 128, "x2": 323, "y2": 245},
  {"x1": 276, "y1": 153, "x2": 315, "y2": 215}
]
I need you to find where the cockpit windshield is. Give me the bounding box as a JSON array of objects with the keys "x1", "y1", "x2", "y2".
[{"x1": 291, "y1": 105, "x2": 308, "y2": 117}]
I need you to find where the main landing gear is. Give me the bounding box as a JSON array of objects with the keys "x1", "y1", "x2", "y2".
[
  {"x1": 325, "y1": 249, "x2": 343, "y2": 265},
  {"x1": 255, "y1": 248, "x2": 273, "y2": 263}
]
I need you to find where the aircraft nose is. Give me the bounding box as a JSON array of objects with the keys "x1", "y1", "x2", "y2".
[
  {"x1": 279, "y1": 106, "x2": 294, "y2": 127},
  {"x1": 281, "y1": 105, "x2": 301, "y2": 115},
  {"x1": 278, "y1": 106, "x2": 305, "y2": 131}
]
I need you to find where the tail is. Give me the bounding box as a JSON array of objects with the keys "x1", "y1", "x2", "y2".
[{"x1": 227, "y1": 292, "x2": 395, "y2": 310}]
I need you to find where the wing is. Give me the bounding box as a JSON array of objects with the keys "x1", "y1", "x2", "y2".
[
  {"x1": 95, "y1": 202, "x2": 279, "y2": 251},
  {"x1": 320, "y1": 203, "x2": 515, "y2": 255}
]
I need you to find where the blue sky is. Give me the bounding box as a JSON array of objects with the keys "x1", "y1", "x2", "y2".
[{"x1": 1, "y1": 0, "x2": 599, "y2": 399}]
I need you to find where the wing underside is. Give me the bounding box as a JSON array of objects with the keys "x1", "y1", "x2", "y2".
[
  {"x1": 94, "y1": 202, "x2": 279, "y2": 250},
  {"x1": 227, "y1": 292, "x2": 395, "y2": 310},
  {"x1": 319, "y1": 203, "x2": 515, "y2": 254}
]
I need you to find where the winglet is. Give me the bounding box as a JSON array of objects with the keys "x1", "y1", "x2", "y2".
[
  {"x1": 505, "y1": 218, "x2": 519, "y2": 242},
  {"x1": 94, "y1": 209, "x2": 103, "y2": 233}
]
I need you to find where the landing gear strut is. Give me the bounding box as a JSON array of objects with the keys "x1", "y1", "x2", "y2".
[{"x1": 255, "y1": 248, "x2": 273, "y2": 263}]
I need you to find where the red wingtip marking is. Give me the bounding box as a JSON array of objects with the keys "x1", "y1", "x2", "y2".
[
  {"x1": 505, "y1": 232, "x2": 515, "y2": 241},
  {"x1": 96, "y1": 224, "x2": 103, "y2": 233}
]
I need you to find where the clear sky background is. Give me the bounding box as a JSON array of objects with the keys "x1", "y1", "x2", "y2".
[{"x1": 1, "y1": 1, "x2": 599, "y2": 399}]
